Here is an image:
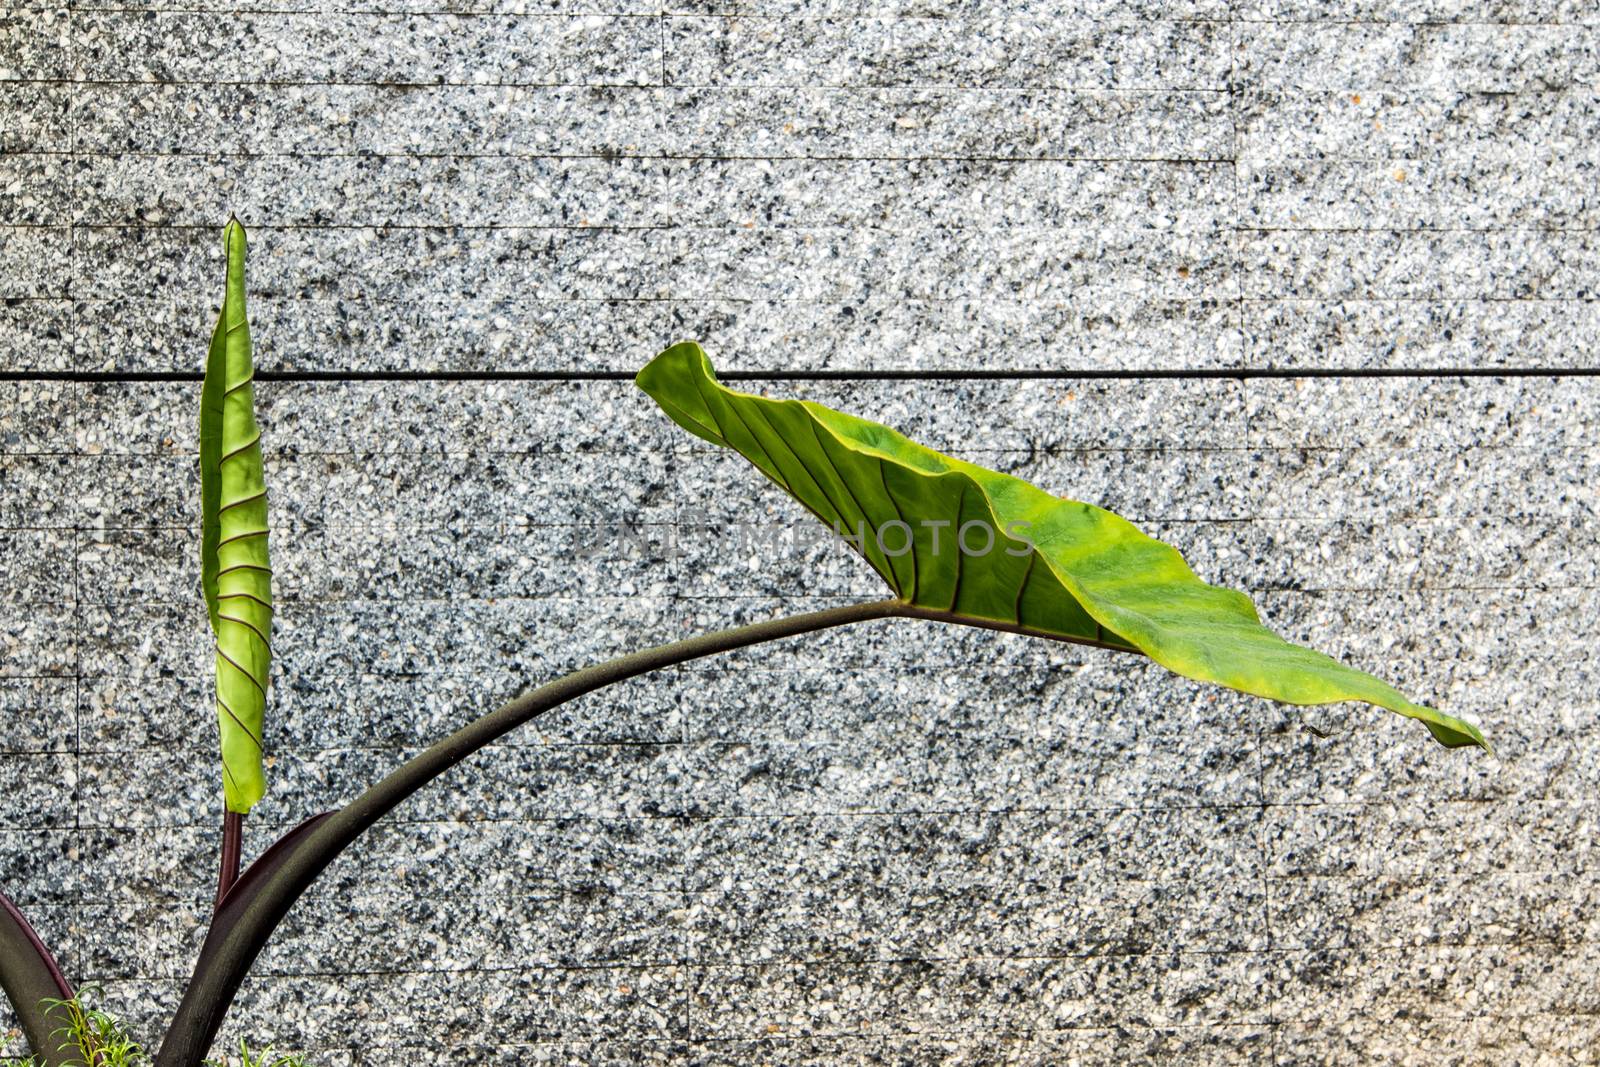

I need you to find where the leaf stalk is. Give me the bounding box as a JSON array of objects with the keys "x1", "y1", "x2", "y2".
[
  {"x1": 214, "y1": 813, "x2": 243, "y2": 909},
  {"x1": 156, "y1": 598, "x2": 906, "y2": 1065}
]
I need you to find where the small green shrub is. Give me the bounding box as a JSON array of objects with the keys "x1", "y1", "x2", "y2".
[
  {"x1": 13, "y1": 988, "x2": 305, "y2": 1067},
  {"x1": 39, "y1": 986, "x2": 146, "y2": 1066},
  {"x1": 203, "y1": 1039, "x2": 306, "y2": 1067}
]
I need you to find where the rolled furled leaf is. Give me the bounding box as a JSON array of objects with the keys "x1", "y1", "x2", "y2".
[
  {"x1": 200, "y1": 218, "x2": 273, "y2": 813},
  {"x1": 637, "y1": 341, "x2": 1489, "y2": 752}
]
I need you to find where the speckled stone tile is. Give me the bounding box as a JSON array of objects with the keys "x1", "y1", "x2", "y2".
[
  {"x1": 1238, "y1": 0, "x2": 1590, "y2": 19},
  {"x1": 0, "y1": 600, "x2": 76, "y2": 676},
  {"x1": 0, "y1": 11, "x2": 72, "y2": 82},
  {"x1": 0, "y1": 300, "x2": 73, "y2": 372},
  {"x1": 673, "y1": 0, "x2": 1231, "y2": 14},
  {"x1": 661, "y1": 227, "x2": 1230, "y2": 304},
  {"x1": 73, "y1": 226, "x2": 663, "y2": 309},
  {"x1": 1268, "y1": 869, "x2": 1598, "y2": 950},
  {"x1": 0, "y1": 156, "x2": 67, "y2": 227},
  {"x1": 1245, "y1": 376, "x2": 1597, "y2": 449},
  {"x1": 74, "y1": 13, "x2": 663, "y2": 86},
  {"x1": 661, "y1": 87, "x2": 1233, "y2": 160},
  {"x1": 1159, "y1": 515, "x2": 1598, "y2": 591},
  {"x1": 1273, "y1": 1013, "x2": 1600, "y2": 1067},
  {"x1": 1243, "y1": 298, "x2": 1600, "y2": 369},
  {"x1": 0, "y1": 529, "x2": 76, "y2": 603},
  {"x1": 689, "y1": 952, "x2": 1272, "y2": 1036},
  {"x1": 0, "y1": 831, "x2": 76, "y2": 906},
  {"x1": 0, "y1": 85, "x2": 70, "y2": 153},
  {"x1": 0, "y1": 753, "x2": 76, "y2": 828},
  {"x1": 1237, "y1": 229, "x2": 1600, "y2": 302},
  {"x1": 2, "y1": 0, "x2": 1599, "y2": 1061},
  {"x1": 684, "y1": 807, "x2": 1267, "y2": 960},
  {"x1": 1237, "y1": 89, "x2": 1600, "y2": 164},
  {"x1": 0, "y1": 227, "x2": 70, "y2": 298},
  {"x1": 1236, "y1": 22, "x2": 1600, "y2": 92},
  {"x1": 0, "y1": 676, "x2": 73, "y2": 752},
  {"x1": 0, "y1": 380, "x2": 73, "y2": 453},
  {"x1": 72, "y1": 156, "x2": 1234, "y2": 231},
  {"x1": 666, "y1": 17, "x2": 1231, "y2": 90},
  {"x1": 343, "y1": 82, "x2": 675, "y2": 156}
]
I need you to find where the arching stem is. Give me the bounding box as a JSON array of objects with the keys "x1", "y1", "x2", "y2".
[
  {"x1": 156, "y1": 599, "x2": 906, "y2": 1065},
  {"x1": 0, "y1": 888, "x2": 79, "y2": 1067},
  {"x1": 156, "y1": 597, "x2": 1132, "y2": 1064}
]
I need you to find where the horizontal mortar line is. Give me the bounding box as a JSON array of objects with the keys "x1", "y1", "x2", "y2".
[
  {"x1": 5, "y1": 77, "x2": 1230, "y2": 91},
  {"x1": 11, "y1": 8, "x2": 1242, "y2": 18},
  {"x1": 43, "y1": 5, "x2": 673, "y2": 12},
  {"x1": 37, "y1": 151, "x2": 1600, "y2": 172},
  {"x1": 19, "y1": 582, "x2": 1600, "y2": 601},
  {"x1": 11, "y1": 442, "x2": 1592, "y2": 457},
  {"x1": 51, "y1": 740, "x2": 1519, "y2": 765},
  {"x1": 1233, "y1": 16, "x2": 1600, "y2": 26},
  {"x1": 37, "y1": 942, "x2": 1580, "y2": 985},
  {"x1": 2, "y1": 221, "x2": 677, "y2": 232},
  {"x1": 20, "y1": 806, "x2": 1585, "y2": 849},
  {"x1": 47, "y1": 8, "x2": 670, "y2": 17},
  {"x1": 1237, "y1": 296, "x2": 1600, "y2": 304},
  {"x1": 49, "y1": 872, "x2": 1600, "y2": 897},
  {"x1": 19, "y1": 149, "x2": 1240, "y2": 165},
  {"x1": 20, "y1": 7, "x2": 1600, "y2": 24},
  {"x1": 40, "y1": 799, "x2": 1550, "y2": 837},
  {"x1": 13, "y1": 221, "x2": 1242, "y2": 233},
  {"x1": 45, "y1": 588, "x2": 1598, "y2": 608},
  {"x1": 20, "y1": 947, "x2": 1503, "y2": 987},
  {"x1": 4, "y1": 367, "x2": 1599, "y2": 383},
  {"x1": 1235, "y1": 225, "x2": 1600, "y2": 234},
  {"x1": 30, "y1": 295, "x2": 1600, "y2": 307},
  {"x1": 6, "y1": 77, "x2": 675, "y2": 91},
  {"x1": 12, "y1": 74, "x2": 1596, "y2": 96}
]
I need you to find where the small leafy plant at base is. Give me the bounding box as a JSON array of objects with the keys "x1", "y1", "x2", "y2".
[
  {"x1": 38, "y1": 986, "x2": 145, "y2": 1067},
  {"x1": 13, "y1": 988, "x2": 305, "y2": 1067},
  {"x1": 0, "y1": 219, "x2": 1493, "y2": 1065},
  {"x1": 202, "y1": 1040, "x2": 306, "y2": 1067}
]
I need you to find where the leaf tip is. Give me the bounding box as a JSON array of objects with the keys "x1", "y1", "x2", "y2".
[
  {"x1": 637, "y1": 341, "x2": 725, "y2": 445},
  {"x1": 1418, "y1": 709, "x2": 1492, "y2": 755}
]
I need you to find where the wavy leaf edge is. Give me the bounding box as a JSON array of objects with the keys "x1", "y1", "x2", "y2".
[{"x1": 637, "y1": 341, "x2": 1490, "y2": 754}]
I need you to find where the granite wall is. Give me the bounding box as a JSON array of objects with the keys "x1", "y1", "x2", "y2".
[{"x1": 2, "y1": 2, "x2": 1597, "y2": 1064}]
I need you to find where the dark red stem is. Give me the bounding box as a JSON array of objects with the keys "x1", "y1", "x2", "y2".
[{"x1": 215, "y1": 812, "x2": 243, "y2": 909}]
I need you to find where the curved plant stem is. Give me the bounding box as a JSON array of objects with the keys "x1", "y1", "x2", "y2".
[
  {"x1": 157, "y1": 597, "x2": 1138, "y2": 1064},
  {"x1": 0, "y1": 888, "x2": 79, "y2": 1066},
  {"x1": 215, "y1": 812, "x2": 243, "y2": 909},
  {"x1": 156, "y1": 599, "x2": 905, "y2": 1065}
]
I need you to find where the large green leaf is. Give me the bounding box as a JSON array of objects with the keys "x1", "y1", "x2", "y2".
[
  {"x1": 200, "y1": 218, "x2": 273, "y2": 813},
  {"x1": 637, "y1": 342, "x2": 1488, "y2": 752}
]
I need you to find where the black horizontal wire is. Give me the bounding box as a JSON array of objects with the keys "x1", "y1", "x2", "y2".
[{"x1": 1, "y1": 366, "x2": 1597, "y2": 384}]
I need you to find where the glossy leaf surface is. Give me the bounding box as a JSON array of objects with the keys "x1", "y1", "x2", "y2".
[
  {"x1": 199, "y1": 219, "x2": 273, "y2": 812},
  {"x1": 637, "y1": 342, "x2": 1488, "y2": 751}
]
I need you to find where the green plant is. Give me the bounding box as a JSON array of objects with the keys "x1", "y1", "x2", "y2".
[
  {"x1": 0, "y1": 221, "x2": 1491, "y2": 1065},
  {"x1": 197, "y1": 219, "x2": 275, "y2": 906},
  {"x1": 203, "y1": 1039, "x2": 305, "y2": 1067},
  {"x1": 38, "y1": 986, "x2": 145, "y2": 1067}
]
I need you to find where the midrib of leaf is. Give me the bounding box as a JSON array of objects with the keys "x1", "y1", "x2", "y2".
[{"x1": 638, "y1": 342, "x2": 1489, "y2": 752}]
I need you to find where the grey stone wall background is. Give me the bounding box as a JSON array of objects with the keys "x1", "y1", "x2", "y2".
[{"x1": 1, "y1": 2, "x2": 1597, "y2": 1064}]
